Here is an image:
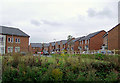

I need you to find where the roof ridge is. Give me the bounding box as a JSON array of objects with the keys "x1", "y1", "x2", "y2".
[{"x1": 0, "y1": 25, "x2": 19, "y2": 29}]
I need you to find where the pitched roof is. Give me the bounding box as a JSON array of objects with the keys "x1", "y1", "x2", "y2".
[
  {"x1": 50, "y1": 42, "x2": 55, "y2": 46},
  {"x1": 0, "y1": 26, "x2": 30, "y2": 37},
  {"x1": 108, "y1": 23, "x2": 120, "y2": 32},
  {"x1": 103, "y1": 32, "x2": 108, "y2": 38},
  {"x1": 44, "y1": 43, "x2": 50, "y2": 47},
  {"x1": 72, "y1": 36, "x2": 85, "y2": 42},
  {"x1": 61, "y1": 40, "x2": 67, "y2": 44},
  {"x1": 79, "y1": 30, "x2": 104, "y2": 41},
  {"x1": 56, "y1": 41, "x2": 60, "y2": 45},
  {"x1": 31, "y1": 43, "x2": 42, "y2": 48}
]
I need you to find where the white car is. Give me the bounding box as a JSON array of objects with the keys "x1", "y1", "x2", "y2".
[{"x1": 51, "y1": 52, "x2": 55, "y2": 54}]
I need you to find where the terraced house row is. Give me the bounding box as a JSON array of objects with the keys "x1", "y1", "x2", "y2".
[
  {"x1": 29, "y1": 23, "x2": 120, "y2": 54},
  {"x1": 30, "y1": 30, "x2": 106, "y2": 54},
  {"x1": 0, "y1": 23, "x2": 119, "y2": 54}
]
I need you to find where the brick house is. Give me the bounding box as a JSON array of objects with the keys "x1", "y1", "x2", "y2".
[
  {"x1": 108, "y1": 23, "x2": 120, "y2": 50},
  {"x1": 29, "y1": 43, "x2": 42, "y2": 54},
  {"x1": 69, "y1": 36, "x2": 85, "y2": 53},
  {"x1": 43, "y1": 43, "x2": 50, "y2": 52},
  {"x1": 0, "y1": 26, "x2": 30, "y2": 54},
  {"x1": 78, "y1": 30, "x2": 106, "y2": 51},
  {"x1": 66, "y1": 38, "x2": 75, "y2": 53},
  {"x1": 102, "y1": 32, "x2": 108, "y2": 50},
  {"x1": 60, "y1": 40, "x2": 67, "y2": 51},
  {"x1": 49, "y1": 42, "x2": 55, "y2": 53},
  {"x1": 55, "y1": 41, "x2": 60, "y2": 52}
]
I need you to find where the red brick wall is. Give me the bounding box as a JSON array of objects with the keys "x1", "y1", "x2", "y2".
[
  {"x1": 89, "y1": 30, "x2": 106, "y2": 50},
  {"x1": 60, "y1": 41, "x2": 63, "y2": 51},
  {"x1": 6, "y1": 35, "x2": 29, "y2": 53},
  {"x1": 79, "y1": 40, "x2": 85, "y2": 50},
  {"x1": 49, "y1": 43, "x2": 52, "y2": 53},
  {"x1": 31, "y1": 47, "x2": 42, "y2": 53},
  {"x1": 74, "y1": 41, "x2": 79, "y2": 51},
  {"x1": 55, "y1": 42, "x2": 58, "y2": 50},
  {"x1": 108, "y1": 24, "x2": 120, "y2": 50}
]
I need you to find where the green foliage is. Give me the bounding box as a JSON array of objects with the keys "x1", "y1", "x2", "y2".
[
  {"x1": 94, "y1": 53, "x2": 105, "y2": 60},
  {"x1": 2, "y1": 54, "x2": 120, "y2": 82}
]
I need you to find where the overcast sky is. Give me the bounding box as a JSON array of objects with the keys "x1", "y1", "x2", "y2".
[{"x1": 0, "y1": 0, "x2": 119, "y2": 43}]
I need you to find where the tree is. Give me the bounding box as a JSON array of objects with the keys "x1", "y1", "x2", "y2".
[
  {"x1": 67, "y1": 35, "x2": 73, "y2": 41},
  {"x1": 42, "y1": 43, "x2": 44, "y2": 52},
  {"x1": 67, "y1": 35, "x2": 73, "y2": 54}
]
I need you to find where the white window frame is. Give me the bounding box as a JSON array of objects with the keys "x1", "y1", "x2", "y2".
[
  {"x1": 15, "y1": 38, "x2": 20, "y2": 43},
  {"x1": 80, "y1": 41, "x2": 81, "y2": 44},
  {"x1": 18, "y1": 39, "x2": 20, "y2": 43},
  {"x1": 8, "y1": 37, "x2": 11, "y2": 43},
  {"x1": 33, "y1": 47, "x2": 35, "y2": 49},
  {"x1": 85, "y1": 40, "x2": 87, "y2": 44},
  {"x1": 8, "y1": 37, "x2": 13, "y2": 43},
  {"x1": 88, "y1": 40, "x2": 89, "y2": 44},
  {"x1": 8, "y1": 47, "x2": 13, "y2": 53},
  {"x1": 15, "y1": 47, "x2": 20, "y2": 52}
]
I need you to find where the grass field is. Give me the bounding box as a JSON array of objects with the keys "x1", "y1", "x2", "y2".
[{"x1": 1, "y1": 53, "x2": 120, "y2": 82}]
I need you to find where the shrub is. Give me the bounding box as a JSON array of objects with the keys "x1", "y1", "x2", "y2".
[{"x1": 51, "y1": 68, "x2": 63, "y2": 81}]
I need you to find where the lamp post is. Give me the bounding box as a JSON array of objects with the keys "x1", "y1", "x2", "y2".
[{"x1": 53, "y1": 39, "x2": 56, "y2": 53}]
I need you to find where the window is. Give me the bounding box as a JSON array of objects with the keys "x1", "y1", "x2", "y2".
[
  {"x1": 8, "y1": 37, "x2": 13, "y2": 43},
  {"x1": 85, "y1": 40, "x2": 87, "y2": 44},
  {"x1": 11, "y1": 38, "x2": 13, "y2": 43},
  {"x1": 88, "y1": 40, "x2": 89, "y2": 44},
  {"x1": 15, "y1": 38, "x2": 17, "y2": 43},
  {"x1": 15, "y1": 47, "x2": 20, "y2": 52},
  {"x1": 0, "y1": 47, "x2": 4, "y2": 54},
  {"x1": 71, "y1": 47, "x2": 74, "y2": 51},
  {"x1": 0, "y1": 37, "x2": 4, "y2": 45},
  {"x1": 33, "y1": 48, "x2": 35, "y2": 49},
  {"x1": 80, "y1": 41, "x2": 81, "y2": 44},
  {"x1": 18, "y1": 39, "x2": 20, "y2": 43},
  {"x1": 15, "y1": 38, "x2": 20, "y2": 43},
  {"x1": 8, "y1": 38, "x2": 11, "y2": 42},
  {"x1": 1, "y1": 37, "x2": 3, "y2": 42},
  {"x1": 82, "y1": 41, "x2": 83, "y2": 44},
  {"x1": 8, "y1": 47, "x2": 13, "y2": 53}
]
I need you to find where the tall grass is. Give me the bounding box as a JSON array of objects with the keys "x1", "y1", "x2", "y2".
[{"x1": 2, "y1": 53, "x2": 120, "y2": 82}]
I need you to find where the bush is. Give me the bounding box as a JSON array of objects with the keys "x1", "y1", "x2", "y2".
[{"x1": 2, "y1": 54, "x2": 120, "y2": 82}]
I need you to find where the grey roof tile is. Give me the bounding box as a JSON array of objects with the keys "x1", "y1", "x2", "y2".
[
  {"x1": 0, "y1": 26, "x2": 30, "y2": 37},
  {"x1": 61, "y1": 40, "x2": 67, "y2": 44},
  {"x1": 31, "y1": 43, "x2": 42, "y2": 48},
  {"x1": 79, "y1": 30, "x2": 103, "y2": 41},
  {"x1": 56, "y1": 41, "x2": 60, "y2": 45},
  {"x1": 50, "y1": 42, "x2": 55, "y2": 46},
  {"x1": 44, "y1": 43, "x2": 50, "y2": 47}
]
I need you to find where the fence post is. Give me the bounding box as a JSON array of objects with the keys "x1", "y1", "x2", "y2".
[{"x1": 114, "y1": 49, "x2": 115, "y2": 55}]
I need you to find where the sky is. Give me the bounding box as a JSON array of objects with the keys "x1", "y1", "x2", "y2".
[{"x1": 0, "y1": 0, "x2": 119, "y2": 43}]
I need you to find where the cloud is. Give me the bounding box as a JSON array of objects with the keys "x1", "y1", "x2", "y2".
[
  {"x1": 87, "y1": 7, "x2": 113, "y2": 18},
  {"x1": 41, "y1": 20, "x2": 63, "y2": 26},
  {"x1": 30, "y1": 20, "x2": 41, "y2": 26}
]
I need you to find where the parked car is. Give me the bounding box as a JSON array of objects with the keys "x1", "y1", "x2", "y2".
[
  {"x1": 51, "y1": 52, "x2": 55, "y2": 54},
  {"x1": 101, "y1": 50, "x2": 106, "y2": 54},
  {"x1": 82, "y1": 51, "x2": 86, "y2": 54},
  {"x1": 107, "y1": 50, "x2": 112, "y2": 54},
  {"x1": 43, "y1": 51, "x2": 49, "y2": 55}
]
